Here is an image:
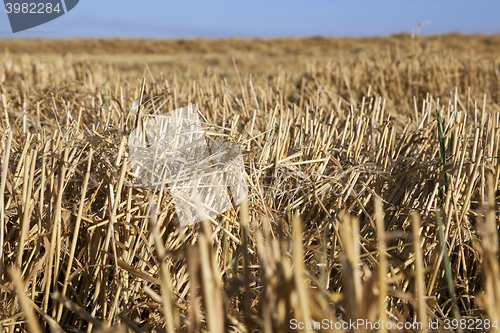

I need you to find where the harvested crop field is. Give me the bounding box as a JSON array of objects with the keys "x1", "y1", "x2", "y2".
[{"x1": 0, "y1": 34, "x2": 500, "y2": 332}]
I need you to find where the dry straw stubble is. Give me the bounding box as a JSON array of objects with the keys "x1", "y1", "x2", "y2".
[{"x1": 0, "y1": 34, "x2": 499, "y2": 332}]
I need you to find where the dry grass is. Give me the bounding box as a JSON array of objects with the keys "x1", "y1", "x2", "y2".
[{"x1": 0, "y1": 34, "x2": 499, "y2": 332}]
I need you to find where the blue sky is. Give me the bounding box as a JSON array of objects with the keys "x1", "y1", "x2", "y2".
[{"x1": 1, "y1": 0, "x2": 499, "y2": 38}]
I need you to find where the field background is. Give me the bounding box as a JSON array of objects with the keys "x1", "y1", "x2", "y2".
[{"x1": 0, "y1": 34, "x2": 500, "y2": 332}]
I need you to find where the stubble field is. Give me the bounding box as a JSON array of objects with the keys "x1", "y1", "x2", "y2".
[{"x1": 0, "y1": 34, "x2": 500, "y2": 332}]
